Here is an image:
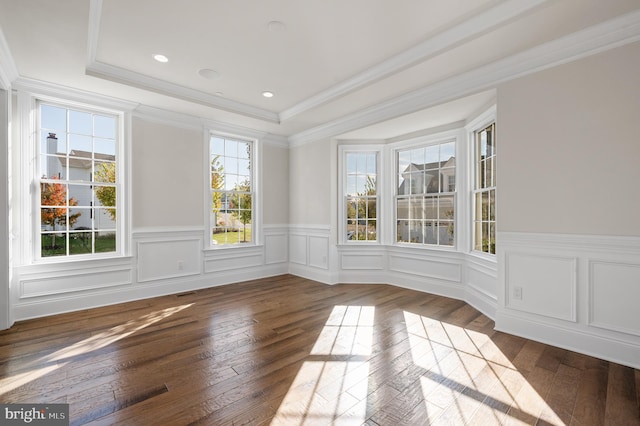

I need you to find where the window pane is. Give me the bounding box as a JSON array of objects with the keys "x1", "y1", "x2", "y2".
[
  {"x1": 69, "y1": 208, "x2": 89, "y2": 230},
  {"x1": 68, "y1": 184, "x2": 91, "y2": 208},
  {"x1": 424, "y1": 145, "x2": 438, "y2": 168},
  {"x1": 440, "y1": 142, "x2": 455, "y2": 163},
  {"x1": 41, "y1": 232, "x2": 66, "y2": 257},
  {"x1": 95, "y1": 139, "x2": 116, "y2": 158},
  {"x1": 69, "y1": 231, "x2": 92, "y2": 255},
  {"x1": 440, "y1": 195, "x2": 455, "y2": 221},
  {"x1": 41, "y1": 181, "x2": 67, "y2": 207},
  {"x1": 424, "y1": 221, "x2": 437, "y2": 244},
  {"x1": 489, "y1": 189, "x2": 496, "y2": 221},
  {"x1": 94, "y1": 115, "x2": 116, "y2": 139},
  {"x1": 69, "y1": 110, "x2": 92, "y2": 135},
  {"x1": 397, "y1": 220, "x2": 408, "y2": 242},
  {"x1": 424, "y1": 197, "x2": 437, "y2": 220},
  {"x1": 69, "y1": 134, "x2": 92, "y2": 153},
  {"x1": 211, "y1": 137, "x2": 225, "y2": 155},
  {"x1": 96, "y1": 231, "x2": 116, "y2": 253},
  {"x1": 425, "y1": 171, "x2": 439, "y2": 193},
  {"x1": 410, "y1": 220, "x2": 423, "y2": 243},
  {"x1": 94, "y1": 162, "x2": 116, "y2": 183},
  {"x1": 397, "y1": 198, "x2": 409, "y2": 220},
  {"x1": 95, "y1": 208, "x2": 116, "y2": 230},
  {"x1": 41, "y1": 104, "x2": 67, "y2": 132},
  {"x1": 409, "y1": 196, "x2": 422, "y2": 221},
  {"x1": 440, "y1": 221, "x2": 454, "y2": 246}
]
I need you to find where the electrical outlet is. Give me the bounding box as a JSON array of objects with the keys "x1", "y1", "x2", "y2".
[{"x1": 513, "y1": 286, "x2": 522, "y2": 300}]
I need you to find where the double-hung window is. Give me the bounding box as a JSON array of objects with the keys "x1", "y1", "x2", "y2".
[
  {"x1": 396, "y1": 140, "x2": 456, "y2": 246},
  {"x1": 343, "y1": 151, "x2": 378, "y2": 242},
  {"x1": 473, "y1": 122, "x2": 496, "y2": 254},
  {"x1": 209, "y1": 135, "x2": 254, "y2": 246},
  {"x1": 38, "y1": 102, "x2": 119, "y2": 258}
]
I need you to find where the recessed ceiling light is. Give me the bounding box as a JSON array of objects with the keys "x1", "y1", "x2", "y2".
[
  {"x1": 262, "y1": 91, "x2": 274, "y2": 98},
  {"x1": 198, "y1": 68, "x2": 220, "y2": 80},
  {"x1": 267, "y1": 20, "x2": 286, "y2": 32},
  {"x1": 153, "y1": 54, "x2": 169, "y2": 63}
]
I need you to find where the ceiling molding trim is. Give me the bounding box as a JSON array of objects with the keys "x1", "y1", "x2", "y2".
[
  {"x1": 86, "y1": 0, "x2": 103, "y2": 65},
  {"x1": 0, "y1": 25, "x2": 18, "y2": 90},
  {"x1": 203, "y1": 118, "x2": 288, "y2": 147},
  {"x1": 133, "y1": 105, "x2": 203, "y2": 132},
  {"x1": 278, "y1": 0, "x2": 550, "y2": 122},
  {"x1": 288, "y1": 9, "x2": 640, "y2": 147},
  {"x1": 13, "y1": 77, "x2": 139, "y2": 112},
  {"x1": 85, "y1": 0, "x2": 279, "y2": 125},
  {"x1": 86, "y1": 61, "x2": 280, "y2": 124}
]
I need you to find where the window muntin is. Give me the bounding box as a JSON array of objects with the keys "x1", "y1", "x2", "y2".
[
  {"x1": 210, "y1": 135, "x2": 253, "y2": 246},
  {"x1": 345, "y1": 152, "x2": 378, "y2": 242},
  {"x1": 473, "y1": 123, "x2": 496, "y2": 254},
  {"x1": 396, "y1": 140, "x2": 455, "y2": 246},
  {"x1": 38, "y1": 102, "x2": 118, "y2": 258}
]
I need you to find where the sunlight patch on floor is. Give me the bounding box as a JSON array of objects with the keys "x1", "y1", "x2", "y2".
[
  {"x1": 272, "y1": 305, "x2": 374, "y2": 425},
  {"x1": 0, "y1": 303, "x2": 193, "y2": 397},
  {"x1": 403, "y1": 311, "x2": 565, "y2": 425}
]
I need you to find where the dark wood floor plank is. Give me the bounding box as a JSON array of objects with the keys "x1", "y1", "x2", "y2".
[{"x1": 0, "y1": 274, "x2": 637, "y2": 426}]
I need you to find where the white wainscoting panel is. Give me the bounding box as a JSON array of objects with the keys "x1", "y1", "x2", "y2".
[
  {"x1": 289, "y1": 234, "x2": 307, "y2": 265},
  {"x1": 341, "y1": 253, "x2": 385, "y2": 270},
  {"x1": 498, "y1": 232, "x2": 640, "y2": 369},
  {"x1": 308, "y1": 235, "x2": 329, "y2": 269},
  {"x1": 465, "y1": 256, "x2": 498, "y2": 318},
  {"x1": 388, "y1": 253, "x2": 462, "y2": 282},
  {"x1": 204, "y1": 247, "x2": 263, "y2": 274},
  {"x1": 138, "y1": 238, "x2": 201, "y2": 282},
  {"x1": 589, "y1": 260, "x2": 640, "y2": 336},
  {"x1": 505, "y1": 252, "x2": 576, "y2": 322},
  {"x1": 264, "y1": 233, "x2": 288, "y2": 265},
  {"x1": 21, "y1": 268, "x2": 132, "y2": 298}
]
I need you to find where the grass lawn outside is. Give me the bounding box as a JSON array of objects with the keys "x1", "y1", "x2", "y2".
[
  {"x1": 212, "y1": 229, "x2": 252, "y2": 245},
  {"x1": 41, "y1": 233, "x2": 116, "y2": 257}
]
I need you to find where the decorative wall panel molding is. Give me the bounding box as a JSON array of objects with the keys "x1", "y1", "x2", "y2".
[{"x1": 498, "y1": 231, "x2": 640, "y2": 369}]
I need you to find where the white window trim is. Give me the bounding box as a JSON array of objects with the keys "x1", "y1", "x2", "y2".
[
  {"x1": 13, "y1": 80, "x2": 134, "y2": 265},
  {"x1": 204, "y1": 129, "x2": 261, "y2": 250},
  {"x1": 389, "y1": 130, "x2": 461, "y2": 251},
  {"x1": 338, "y1": 144, "x2": 383, "y2": 245},
  {"x1": 465, "y1": 105, "x2": 497, "y2": 259}
]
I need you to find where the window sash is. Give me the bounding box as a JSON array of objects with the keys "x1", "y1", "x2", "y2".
[
  {"x1": 37, "y1": 101, "x2": 119, "y2": 259},
  {"x1": 209, "y1": 135, "x2": 254, "y2": 246}
]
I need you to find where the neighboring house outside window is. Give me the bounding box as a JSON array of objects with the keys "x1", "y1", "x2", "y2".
[
  {"x1": 345, "y1": 151, "x2": 378, "y2": 242},
  {"x1": 209, "y1": 135, "x2": 254, "y2": 246},
  {"x1": 39, "y1": 102, "x2": 118, "y2": 258},
  {"x1": 473, "y1": 122, "x2": 496, "y2": 254},
  {"x1": 396, "y1": 140, "x2": 456, "y2": 246}
]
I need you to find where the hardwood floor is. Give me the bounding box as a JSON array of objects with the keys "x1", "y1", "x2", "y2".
[{"x1": 0, "y1": 274, "x2": 638, "y2": 425}]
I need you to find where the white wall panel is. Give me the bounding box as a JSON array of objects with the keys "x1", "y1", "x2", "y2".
[
  {"x1": 138, "y1": 238, "x2": 201, "y2": 282},
  {"x1": 389, "y1": 254, "x2": 461, "y2": 282},
  {"x1": 589, "y1": 260, "x2": 640, "y2": 336},
  {"x1": 204, "y1": 248, "x2": 263, "y2": 273},
  {"x1": 308, "y1": 236, "x2": 329, "y2": 269},
  {"x1": 20, "y1": 268, "x2": 132, "y2": 298},
  {"x1": 505, "y1": 253, "x2": 576, "y2": 322},
  {"x1": 341, "y1": 253, "x2": 385, "y2": 270},
  {"x1": 289, "y1": 234, "x2": 307, "y2": 265},
  {"x1": 265, "y1": 234, "x2": 288, "y2": 264}
]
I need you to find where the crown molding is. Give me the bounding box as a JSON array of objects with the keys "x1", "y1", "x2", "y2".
[
  {"x1": 279, "y1": 0, "x2": 550, "y2": 122},
  {"x1": 288, "y1": 8, "x2": 640, "y2": 146},
  {"x1": 85, "y1": 0, "x2": 279, "y2": 124},
  {"x1": 133, "y1": 105, "x2": 203, "y2": 132},
  {"x1": 133, "y1": 105, "x2": 288, "y2": 146},
  {"x1": 86, "y1": 61, "x2": 280, "y2": 124},
  {"x1": 12, "y1": 77, "x2": 139, "y2": 112},
  {"x1": 203, "y1": 118, "x2": 288, "y2": 147},
  {"x1": 0, "y1": 25, "x2": 18, "y2": 90}
]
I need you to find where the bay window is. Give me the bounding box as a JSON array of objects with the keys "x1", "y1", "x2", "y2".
[{"x1": 396, "y1": 140, "x2": 456, "y2": 246}]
